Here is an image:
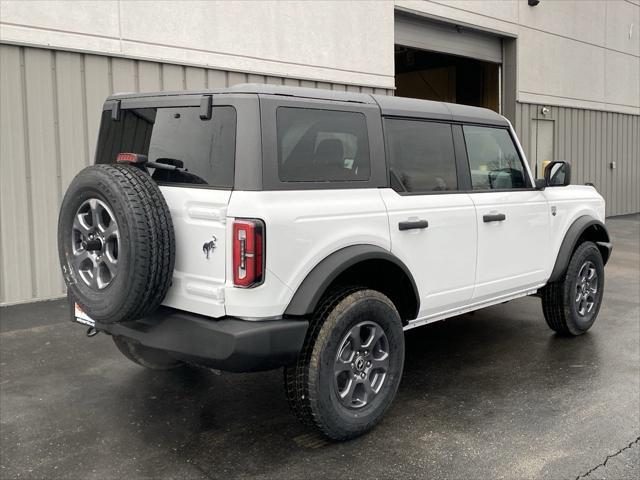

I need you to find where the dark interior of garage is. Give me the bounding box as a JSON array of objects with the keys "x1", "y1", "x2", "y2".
[{"x1": 395, "y1": 45, "x2": 500, "y2": 113}]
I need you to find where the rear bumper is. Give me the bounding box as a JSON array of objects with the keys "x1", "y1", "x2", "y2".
[{"x1": 91, "y1": 307, "x2": 308, "y2": 372}]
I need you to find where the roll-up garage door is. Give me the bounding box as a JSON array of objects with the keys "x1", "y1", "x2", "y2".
[{"x1": 395, "y1": 12, "x2": 502, "y2": 64}]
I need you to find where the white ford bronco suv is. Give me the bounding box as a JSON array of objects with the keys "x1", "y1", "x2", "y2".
[{"x1": 58, "y1": 84, "x2": 612, "y2": 440}]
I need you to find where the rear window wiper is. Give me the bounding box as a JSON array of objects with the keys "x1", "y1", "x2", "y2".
[{"x1": 152, "y1": 157, "x2": 187, "y2": 171}]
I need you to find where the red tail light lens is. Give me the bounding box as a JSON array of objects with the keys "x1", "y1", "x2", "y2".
[{"x1": 232, "y1": 219, "x2": 265, "y2": 288}]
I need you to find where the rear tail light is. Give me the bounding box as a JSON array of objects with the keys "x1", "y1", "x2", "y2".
[{"x1": 232, "y1": 219, "x2": 265, "y2": 288}]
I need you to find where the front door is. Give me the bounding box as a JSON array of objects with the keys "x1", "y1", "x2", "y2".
[
  {"x1": 462, "y1": 124, "x2": 550, "y2": 301},
  {"x1": 381, "y1": 118, "x2": 477, "y2": 320}
]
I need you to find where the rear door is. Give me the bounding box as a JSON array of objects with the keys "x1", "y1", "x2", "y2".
[
  {"x1": 462, "y1": 125, "x2": 550, "y2": 300},
  {"x1": 381, "y1": 119, "x2": 477, "y2": 321},
  {"x1": 95, "y1": 98, "x2": 240, "y2": 317}
]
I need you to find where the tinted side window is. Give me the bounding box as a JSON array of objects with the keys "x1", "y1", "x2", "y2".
[
  {"x1": 384, "y1": 119, "x2": 457, "y2": 193},
  {"x1": 96, "y1": 106, "x2": 236, "y2": 188},
  {"x1": 463, "y1": 125, "x2": 528, "y2": 190},
  {"x1": 277, "y1": 107, "x2": 370, "y2": 182}
]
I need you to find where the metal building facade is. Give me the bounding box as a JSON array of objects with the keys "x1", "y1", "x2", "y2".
[
  {"x1": 0, "y1": 44, "x2": 390, "y2": 305},
  {"x1": 0, "y1": 0, "x2": 638, "y2": 305},
  {"x1": 515, "y1": 103, "x2": 640, "y2": 217}
]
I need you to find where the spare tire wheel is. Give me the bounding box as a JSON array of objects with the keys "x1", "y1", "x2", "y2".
[{"x1": 58, "y1": 164, "x2": 175, "y2": 324}]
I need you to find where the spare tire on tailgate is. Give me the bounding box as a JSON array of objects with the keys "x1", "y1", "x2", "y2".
[{"x1": 58, "y1": 164, "x2": 175, "y2": 324}]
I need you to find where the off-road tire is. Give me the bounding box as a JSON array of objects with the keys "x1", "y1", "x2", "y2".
[
  {"x1": 113, "y1": 336, "x2": 184, "y2": 370},
  {"x1": 541, "y1": 241, "x2": 605, "y2": 336},
  {"x1": 284, "y1": 287, "x2": 405, "y2": 440},
  {"x1": 58, "y1": 164, "x2": 175, "y2": 324}
]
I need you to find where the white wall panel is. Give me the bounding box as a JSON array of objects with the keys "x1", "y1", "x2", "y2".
[
  {"x1": 1, "y1": 0, "x2": 394, "y2": 89},
  {"x1": 605, "y1": 0, "x2": 640, "y2": 56},
  {"x1": 1, "y1": 0, "x2": 120, "y2": 39},
  {"x1": 518, "y1": 0, "x2": 606, "y2": 46},
  {"x1": 604, "y1": 51, "x2": 640, "y2": 109},
  {"x1": 518, "y1": 28, "x2": 607, "y2": 108}
]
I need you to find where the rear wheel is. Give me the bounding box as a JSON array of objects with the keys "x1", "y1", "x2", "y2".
[
  {"x1": 113, "y1": 336, "x2": 184, "y2": 370},
  {"x1": 541, "y1": 241, "x2": 605, "y2": 336},
  {"x1": 284, "y1": 288, "x2": 404, "y2": 440}
]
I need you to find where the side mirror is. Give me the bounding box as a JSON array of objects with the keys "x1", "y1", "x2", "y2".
[{"x1": 544, "y1": 161, "x2": 571, "y2": 187}]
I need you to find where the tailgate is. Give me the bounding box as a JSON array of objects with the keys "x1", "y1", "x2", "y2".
[
  {"x1": 93, "y1": 100, "x2": 238, "y2": 318},
  {"x1": 160, "y1": 186, "x2": 230, "y2": 317}
]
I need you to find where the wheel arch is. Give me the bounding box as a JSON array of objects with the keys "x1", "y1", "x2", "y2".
[
  {"x1": 284, "y1": 244, "x2": 420, "y2": 322},
  {"x1": 548, "y1": 215, "x2": 612, "y2": 283}
]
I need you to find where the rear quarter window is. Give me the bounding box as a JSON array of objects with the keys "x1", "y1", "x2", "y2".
[
  {"x1": 276, "y1": 107, "x2": 371, "y2": 182},
  {"x1": 95, "y1": 106, "x2": 236, "y2": 188}
]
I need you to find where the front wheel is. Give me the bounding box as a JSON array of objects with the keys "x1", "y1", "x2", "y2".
[
  {"x1": 284, "y1": 288, "x2": 405, "y2": 440},
  {"x1": 541, "y1": 241, "x2": 605, "y2": 336}
]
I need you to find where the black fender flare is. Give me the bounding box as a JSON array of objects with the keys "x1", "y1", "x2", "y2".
[
  {"x1": 548, "y1": 215, "x2": 612, "y2": 282},
  {"x1": 284, "y1": 244, "x2": 420, "y2": 318}
]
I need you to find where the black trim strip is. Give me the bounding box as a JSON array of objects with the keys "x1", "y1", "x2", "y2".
[
  {"x1": 452, "y1": 124, "x2": 472, "y2": 191},
  {"x1": 284, "y1": 244, "x2": 419, "y2": 319},
  {"x1": 548, "y1": 216, "x2": 611, "y2": 282}
]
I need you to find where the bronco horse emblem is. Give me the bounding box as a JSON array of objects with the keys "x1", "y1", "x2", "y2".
[{"x1": 202, "y1": 235, "x2": 217, "y2": 259}]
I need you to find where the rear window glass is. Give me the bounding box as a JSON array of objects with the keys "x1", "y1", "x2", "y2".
[
  {"x1": 277, "y1": 107, "x2": 370, "y2": 182},
  {"x1": 384, "y1": 119, "x2": 457, "y2": 193},
  {"x1": 95, "y1": 106, "x2": 236, "y2": 188}
]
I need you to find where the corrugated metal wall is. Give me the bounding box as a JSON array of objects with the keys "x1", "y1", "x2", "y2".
[
  {"x1": 0, "y1": 44, "x2": 391, "y2": 305},
  {"x1": 515, "y1": 102, "x2": 640, "y2": 217}
]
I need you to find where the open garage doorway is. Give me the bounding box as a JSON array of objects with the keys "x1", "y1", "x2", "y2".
[
  {"x1": 395, "y1": 46, "x2": 500, "y2": 113},
  {"x1": 394, "y1": 12, "x2": 507, "y2": 114}
]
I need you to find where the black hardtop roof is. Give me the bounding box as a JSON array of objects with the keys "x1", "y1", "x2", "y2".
[{"x1": 107, "y1": 83, "x2": 509, "y2": 126}]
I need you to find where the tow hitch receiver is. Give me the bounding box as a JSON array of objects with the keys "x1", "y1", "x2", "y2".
[{"x1": 86, "y1": 326, "x2": 99, "y2": 337}]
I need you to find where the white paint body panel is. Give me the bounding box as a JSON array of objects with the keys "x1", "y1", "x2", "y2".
[
  {"x1": 380, "y1": 189, "x2": 477, "y2": 318},
  {"x1": 159, "y1": 186, "x2": 230, "y2": 318},
  {"x1": 540, "y1": 185, "x2": 606, "y2": 278},
  {"x1": 224, "y1": 189, "x2": 390, "y2": 319},
  {"x1": 469, "y1": 190, "x2": 550, "y2": 300},
  {"x1": 158, "y1": 183, "x2": 605, "y2": 323}
]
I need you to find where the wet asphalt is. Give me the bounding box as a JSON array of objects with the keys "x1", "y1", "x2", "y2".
[{"x1": 1, "y1": 215, "x2": 638, "y2": 480}]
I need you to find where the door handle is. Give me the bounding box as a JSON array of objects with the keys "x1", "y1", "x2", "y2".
[
  {"x1": 483, "y1": 213, "x2": 506, "y2": 223},
  {"x1": 399, "y1": 220, "x2": 429, "y2": 231}
]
